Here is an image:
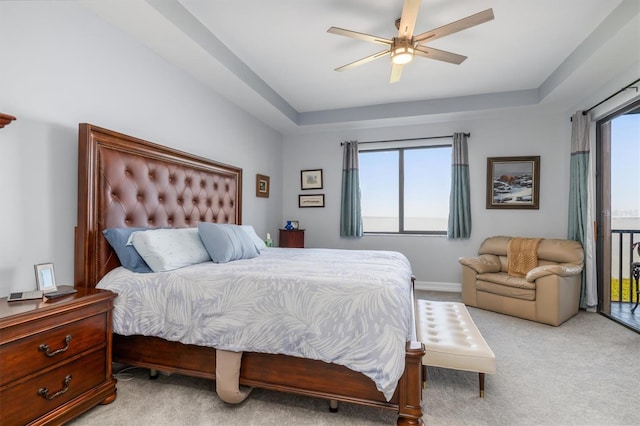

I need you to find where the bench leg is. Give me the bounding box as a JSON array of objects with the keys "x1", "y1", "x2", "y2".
[{"x1": 479, "y1": 372, "x2": 485, "y2": 398}]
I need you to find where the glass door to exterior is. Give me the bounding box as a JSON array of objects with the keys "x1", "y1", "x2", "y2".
[{"x1": 598, "y1": 100, "x2": 640, "y2": 332}]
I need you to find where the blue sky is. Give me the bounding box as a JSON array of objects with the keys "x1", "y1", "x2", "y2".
[
  {"x1": 611, "y1": 113, "x2": 639, "y2": 215},
  {"x1": 359, "y1": 147, "x2": 451, "y2": 218}
]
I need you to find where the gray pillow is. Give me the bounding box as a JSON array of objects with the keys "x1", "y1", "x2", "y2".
[
  {"x1": 102, "y1": 227, "x2": 152, "y2": 273},
  {"x1": 198, "y1": 223, "x2": 260, "y2": 263}
]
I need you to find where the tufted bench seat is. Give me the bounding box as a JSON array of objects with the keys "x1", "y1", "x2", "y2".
[{"x1": 416, "y1": 300, "x2": 496, "y2": 397}]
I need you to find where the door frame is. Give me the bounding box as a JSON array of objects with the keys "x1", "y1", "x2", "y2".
[{"x1": 596, "y1": 98, "x2": 640, "y2": 315}]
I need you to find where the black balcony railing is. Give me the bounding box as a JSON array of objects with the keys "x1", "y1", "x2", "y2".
[{"x1": 611, "y1": 229, "x2": 640, "y2": 303}]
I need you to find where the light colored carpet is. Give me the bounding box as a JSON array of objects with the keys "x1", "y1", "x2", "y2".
[{"x1": 70, "y1": 291, "x2": 640, "y2": 425}]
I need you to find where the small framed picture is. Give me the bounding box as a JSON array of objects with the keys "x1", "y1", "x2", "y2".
[
  {"x1": 34, "y1": 263, "x2": 57, "y2": 293},
  {"x1": 299, "y1": 194, "x2": 325, "y2": 208},
  {"x1": 256, "y1": 174, "x2": 270, "y2": 198},
  {"x1": 301, "y1": 169, "x2": 323, "y2": 190},
  {"x1": 291, "y1": 220, "x2": 300, "y2": 230}
]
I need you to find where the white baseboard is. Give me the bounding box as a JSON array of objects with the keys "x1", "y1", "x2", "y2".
[{"x1": 415, "y1": 281, "x2": 461, "y2": 293}]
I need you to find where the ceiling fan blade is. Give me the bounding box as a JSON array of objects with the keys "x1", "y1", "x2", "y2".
[
  {"x1": 414, "y1": 8, "x2": 494, "y2": 44},
  {"x1": 335, "y1": 49, "x2": 390, "y2": 72},
  {"x1": 414, "y1": 45, "x2": 467, "y2": 64},
  {"x1": 389, "y1": 63, "x2": 404, "y2": 83},
  {"x1": 327, "y1": 27, "x2": 392, "y2": 46},
  {"x1": 397, "y1": 0, "x2": 421, "y2": 38}
]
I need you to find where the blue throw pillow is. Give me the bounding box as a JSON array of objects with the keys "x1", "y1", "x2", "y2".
[
  {"x1": 198, "y1": 223, "x2": 260, "y2": 263},
  {"x1": 103, "y1": 227, "x2": 153, "y2": 273}
]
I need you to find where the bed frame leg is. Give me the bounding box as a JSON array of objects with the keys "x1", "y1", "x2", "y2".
[
  {"x1": 397, "y1": 341, "x2": 425, "y2": 425},
  {"x1": 149, "y1": 369, "x2": 159, "y2": 380},
  {"x1": 479, "y1": 372, "x2": 485, "y2": 398},
  {"x1": 328, "y1": 399, "x2": 339, "y2": 412}
]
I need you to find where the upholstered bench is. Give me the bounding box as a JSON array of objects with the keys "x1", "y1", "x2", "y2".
[{"x1": 416, "y1": 300, "x2": 496, "y2": 397}]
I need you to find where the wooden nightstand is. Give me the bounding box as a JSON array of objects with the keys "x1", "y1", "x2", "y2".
[
  {"x1": 0, "y1": 287, "x2": 117, "y2": 425},
  {"x1": 279, "y1": 229, "x2": 305, "y2": 248}
]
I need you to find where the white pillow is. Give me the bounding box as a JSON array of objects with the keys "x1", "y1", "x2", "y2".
[
  {"x1": 240, "y1": 225, "x2": 268, "y2": 251},
  {"x1": 129, "y1": 228, "x2": 210, "y2": 272}
]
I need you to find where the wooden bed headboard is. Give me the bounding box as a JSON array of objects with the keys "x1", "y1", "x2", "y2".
[{"x1": 74, "y1": 123, "x2": 243, "y2": 290}]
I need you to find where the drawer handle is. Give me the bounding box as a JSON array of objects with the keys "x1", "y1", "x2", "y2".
[
  {"x1": 38, "y1": 374, "x2": 72, "y2": 400},
  {"x1": 38, "y1": 334, "x2": 72, "y2": 357}
]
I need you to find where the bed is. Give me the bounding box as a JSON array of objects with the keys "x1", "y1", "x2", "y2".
[{"x1": 73, "y1": 123, "x2": 424, "y2": 425}]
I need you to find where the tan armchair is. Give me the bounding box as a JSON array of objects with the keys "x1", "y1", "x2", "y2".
[{"x1": 459, "y1": 236, "x2": 584, "y2": 326}]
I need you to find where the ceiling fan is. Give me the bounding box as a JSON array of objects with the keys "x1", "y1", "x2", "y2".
[{"x1": 327, "y1": 0, "x2": 494, "y2": 83}]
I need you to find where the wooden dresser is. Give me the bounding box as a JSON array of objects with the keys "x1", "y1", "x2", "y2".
[
  {"x1": 279, "y1": 229, "x2": 305, "y2": 248},
  {"x1": 0, "y1": 288, "x2": 117, "y2": 425}
]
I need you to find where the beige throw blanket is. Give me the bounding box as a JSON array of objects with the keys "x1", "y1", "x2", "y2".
[{"x1": 507, "y1": 237, "x2": 542, "y2": 276}]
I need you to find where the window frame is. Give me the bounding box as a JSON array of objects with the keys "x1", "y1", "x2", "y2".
[{"x1": 359, "y1": 143, "x2": 451, "y2": 236}]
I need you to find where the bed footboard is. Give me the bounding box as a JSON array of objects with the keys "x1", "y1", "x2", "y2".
[{"x1": 113, "y1": 334, "x2": 424, "y2": 423}]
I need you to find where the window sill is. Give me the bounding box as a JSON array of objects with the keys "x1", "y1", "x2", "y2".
[{"x1": 363, "y1": 232, "x2": 447, "y2": 237}]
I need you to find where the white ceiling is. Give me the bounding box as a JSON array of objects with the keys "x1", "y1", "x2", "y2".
[{"x1": 82, "y1": 0, "x2": 639, "y2": 133}]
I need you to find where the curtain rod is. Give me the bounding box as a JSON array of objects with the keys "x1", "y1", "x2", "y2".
[
  {"x1": 340, "y1": 133, "x2": 469, "y2": 146},
  {"x1": 582, "y1": 77, "x2": 640, "y2": 115}
]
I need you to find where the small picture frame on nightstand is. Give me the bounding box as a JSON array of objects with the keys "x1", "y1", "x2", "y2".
[{"x1": 35, "y1": 263, "x2": 57, "y2": 293}]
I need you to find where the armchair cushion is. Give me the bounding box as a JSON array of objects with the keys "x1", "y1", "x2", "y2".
[
  {"x1": 476, "y1": 280, "x2": 536, "y2": 301},
  {"x1": 478, "y1": 273, "x2": 534, "y2": 289}
]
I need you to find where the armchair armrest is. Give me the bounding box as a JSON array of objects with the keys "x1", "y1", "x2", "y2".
[
  {"x1": 459, "y1": 254, "x2": 501, "y2": 274},
  {"x1": 526, "y1": 263, "x2": 584, "y2": 282}
]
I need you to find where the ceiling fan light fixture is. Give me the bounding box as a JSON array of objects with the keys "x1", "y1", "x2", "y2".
[
  {"x1": 328, "y1": 4, "x2": 495, "y2": 82},
  {"x1": 390, "y1": 39, "x2": 414, "y2": 65}
]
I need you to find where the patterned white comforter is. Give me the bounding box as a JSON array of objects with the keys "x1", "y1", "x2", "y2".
[{"x1": 97, "y1": 247, "x2": 414, "y2": 400}]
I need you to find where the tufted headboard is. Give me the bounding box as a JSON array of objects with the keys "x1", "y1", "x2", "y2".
[{"x1": 74, "y1": 124, "x2": 242, "y2": 289}]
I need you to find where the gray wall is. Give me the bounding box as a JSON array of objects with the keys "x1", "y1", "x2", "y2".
[
  {"x1": 0, "y1": 2, "x2": 284, "y2": 295},
  {"x1": 282, "y1": 107, "x2": 572, "y2": 289},
  {"x1": 1, "y1": 2, "x2": 636, "y2": 296}
]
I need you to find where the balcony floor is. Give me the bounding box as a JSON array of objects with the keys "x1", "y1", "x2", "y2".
[{"x1": 607, "y1": 301, "x2": 640, "y2": 333}]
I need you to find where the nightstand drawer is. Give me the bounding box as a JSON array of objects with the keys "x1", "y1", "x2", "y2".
[
  {"x1": 0, "y1": 348, "x2": 106, "y2": 425},
  {"x1": 0, "y1": 314, "x2": 106, "y2": 386}
]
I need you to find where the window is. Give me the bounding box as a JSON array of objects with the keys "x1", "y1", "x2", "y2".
[{"x1": 359, "y1": 145, "x2": 452, "y2": 234}]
